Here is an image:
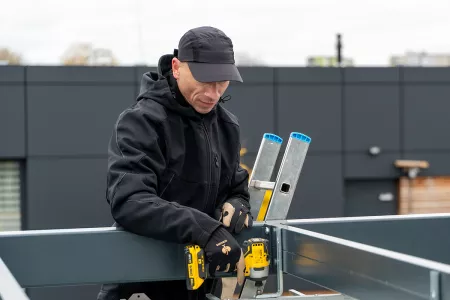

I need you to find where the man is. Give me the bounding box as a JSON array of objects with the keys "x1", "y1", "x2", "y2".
[{"x1": 97, "y1": 26, "x2": 253, "y2": 300}]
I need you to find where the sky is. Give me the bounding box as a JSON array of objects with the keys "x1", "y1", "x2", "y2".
[{"x1": 1, "y1": 0, "x2": 450, "y2": 66}]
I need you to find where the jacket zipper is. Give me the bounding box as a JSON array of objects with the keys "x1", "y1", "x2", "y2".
[{"x1": 201, "y1": 121, "x2": 213, "y2": 212}]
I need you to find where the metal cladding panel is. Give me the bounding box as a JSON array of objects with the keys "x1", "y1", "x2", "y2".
[
  {"x1": 344, "y1": 85, "x2": 400, "y2": 152},
  {"x1": 344, "y1": 153, "x2": 401, "y2": 178},
  {"x1": 287, "y1": 154, "x2": 344, "y2": 219},
  {"x1": 0, "y1": 66, "x2": 24, "y2": 83},
  {"x1": 26, "y1": 158, "x2": 113, "y2": 230},
  {"x1": 0, "y1": 86, "x2": 25, "y2": 157},
  {"x1": 277, "y1": 85, "x2": 342, "y2": 153},
  {"x1": 26, "y1": 66, "x2": 134, "y2": 83},
  {"x1": 282, "y1": 225, "x2": 450, "y2": 300},
  {"x1": 344, "y1": 67, "x2": 400, "y2": 83},
  {"x1": 403, "y1": 85, "x2": 450, "y2": 151},
  {"x1": 221, "y1": 85, "x2": 275, "y2": 153},
  {"x1": 344, "y1": 180, "x2": 398, "y2": 216},
  {"x1": 27, "y1": 85, "x2": 134, "y2": 156},
  {"x1": 277, "y1": 67, "x2": 341, "y2": 83},
  {"x1": 403, "y1": 67, "x2": 450, "y2": 83},
  {"x1": 233, "y1": 67, "x2": 274, "y2": 84}
]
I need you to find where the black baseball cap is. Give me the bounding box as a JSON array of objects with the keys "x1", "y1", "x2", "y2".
[{"x1": 175, "y1": 26, "x2": 243, "y2": 83}]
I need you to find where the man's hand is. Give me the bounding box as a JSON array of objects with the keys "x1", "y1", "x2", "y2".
[
  {"x1": 217, "y1": 198, "x2": 253, "y2": 234},
  {"x1": 204, "y1": 226, "x2": 246, "y2": 285}
]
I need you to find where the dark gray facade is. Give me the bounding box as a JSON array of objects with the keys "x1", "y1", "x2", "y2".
[{"x1": 1, "y1": 65, "x2": 450, "y2": 299}]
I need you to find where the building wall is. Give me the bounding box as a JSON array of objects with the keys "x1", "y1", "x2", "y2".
[{"x1": 1, "y1": 65, "x2": 450, "y2": 299}]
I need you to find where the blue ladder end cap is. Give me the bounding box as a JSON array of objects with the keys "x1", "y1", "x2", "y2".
[
  {"x1": 263, "y1": 133, "x2": 283, "y2": 144},
  {"x1": 291, "y1": 132, "x2": 311, "y2": 143}
]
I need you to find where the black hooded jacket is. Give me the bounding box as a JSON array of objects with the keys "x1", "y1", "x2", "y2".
[
  {"x1": 98, "y1": 57, "x2": 250, "y2": 300},
  {"x1": 106, "y1": 57, "x2": 250, "y2": 250}
]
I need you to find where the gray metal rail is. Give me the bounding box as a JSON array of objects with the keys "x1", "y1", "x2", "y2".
[
  {"x1": 1, "y1": 215, "x2": 450, "y2": 299},
  {"x1": 286, "y1": 213, "x2": 450, "y2": 265},
  {"x1": 0, "y1": 257, "x2": 29, "y2": 300},
  {"x1": 0, "y1": 223, "x2": 269, "y2": 288},
  {"x1": 281, "y1": 224, "x2": 450, "y2": 300}
]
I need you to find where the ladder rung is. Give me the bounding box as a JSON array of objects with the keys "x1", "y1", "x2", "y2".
[{"x1": 249, "y1": 180, "x2": 275, "y2": 190}]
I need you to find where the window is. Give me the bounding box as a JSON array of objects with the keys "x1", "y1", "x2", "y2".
[{"x1": 0, "y1": 161, "x2": 21, "y2": 231}]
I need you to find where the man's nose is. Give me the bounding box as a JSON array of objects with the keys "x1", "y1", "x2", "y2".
[{"x1": 204, "y1": 83, "x2": 220, "y2": 100}]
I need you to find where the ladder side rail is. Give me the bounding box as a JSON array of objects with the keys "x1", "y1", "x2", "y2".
[
  {"x1": 264, "y1": 132, "x2": 311, "y2": 221},
  {"x1": 248, "y1": 133, "x2": 283, "y2": 219}
]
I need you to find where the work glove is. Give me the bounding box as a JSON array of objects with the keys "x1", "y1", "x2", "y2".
[
  {"x1": 204, "y1": 226, "x2": 246, "y2": 286},
  {"x1": 217, "y1": 198, "x2": 253, "y2": 234}
]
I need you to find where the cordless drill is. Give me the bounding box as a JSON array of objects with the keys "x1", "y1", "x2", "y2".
[{"x1": 184, "y1": 238, "x2": 270, "y2": 290}]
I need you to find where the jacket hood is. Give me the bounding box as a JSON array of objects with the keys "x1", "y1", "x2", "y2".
[{"x1": 136, "y1": 54, "x2": 217, "y2": 120}]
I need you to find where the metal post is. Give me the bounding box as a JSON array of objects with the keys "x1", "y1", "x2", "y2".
[
  {"x1": 430, "y1": 270, "x2": 441, "y2": 300},
  {"x1": 256, "y1": 226, "x2": 283, "y2": 299}
]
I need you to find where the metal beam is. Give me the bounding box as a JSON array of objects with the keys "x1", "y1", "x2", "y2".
[
  {"x1": 286, "y1": 213, "x2": 450, "y2": 265},
  {"x1": 281, "y1": 225, "x2": 450, "y2": 300},
  {"x1": 2, "y1": 216, "x2": 450, "y2": 299},
  {"x1": 285, "y1": 213, "x2": 450, "y2": 225},
  {"x1": 0, "y1": 224, "x2": 268, "y2": 288},
  {"x1": 0, "y1": 257, "x2": 29, "y2": 300}
]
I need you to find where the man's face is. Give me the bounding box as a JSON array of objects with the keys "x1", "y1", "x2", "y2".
[{"x1": 172, "y1": 58, "x2": 230, "y2": 114}]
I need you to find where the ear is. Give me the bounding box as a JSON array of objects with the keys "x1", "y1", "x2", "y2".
[{"x1": 172, "y1": 57, "x2": 181, "y2": 79}]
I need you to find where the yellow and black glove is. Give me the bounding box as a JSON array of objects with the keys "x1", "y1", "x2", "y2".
[
  {"x1": 217, "y1": 198, "x2": 253, "y2": 234},
  {"x1": 204, "y1": 226, "x2": 245, "y2": 285}
]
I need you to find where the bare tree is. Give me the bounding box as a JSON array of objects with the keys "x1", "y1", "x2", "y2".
[
  {"x1": 61, "y1": 43, "x2": 119, "y2": 66},
  {"x1": 234, "y1": 51, "x2": 266, "y2": 66},
  {"x1": 0, "y1": 48, "x2": 23, "y2": 65},
  {"x1": 61, "y1": 43, "x2": 91, "y2": 65}
]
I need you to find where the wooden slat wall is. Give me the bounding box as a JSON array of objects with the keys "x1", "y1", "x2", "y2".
[{"x1": 398, "y1": 176, "x2": 450, "y2": 214}]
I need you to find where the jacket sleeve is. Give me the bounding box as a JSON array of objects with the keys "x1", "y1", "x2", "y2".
[
  {"x1": 106, "y1": 107, "x2": 221, "y2": 248},
  {"x1": 225, "y1": 146, "x2": 251, "y2": 211}
]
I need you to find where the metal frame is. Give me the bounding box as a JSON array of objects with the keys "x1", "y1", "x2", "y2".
[
  {"x1": 281, "y1": 223, "x2": 450, "y2": 300},
  {"x1": 0, "y1": 257, "x2": 29, "y2": 300},
  {"x1": 285, "y1": 213, "x2": 450, "y2": 266},
  {"x1": 0, "y1": 224, "x2": 269, "y2": 288},
  {"x1": 1, "y1": 215, "x2": 450, "y2": 299}
]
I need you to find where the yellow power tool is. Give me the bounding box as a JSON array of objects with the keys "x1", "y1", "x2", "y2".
[
  {"x1": 184, "y1": 244, "x2": 207, "y2": 290},
  {"x1": 185, "y1": 238, "x2": 270, "y2": 290},
  {"x1": 243, "y1": 238, "x2": 270, "y2": 281}
]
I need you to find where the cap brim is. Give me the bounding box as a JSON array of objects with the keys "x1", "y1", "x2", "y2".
[{"x1": 187, "y1": 62, "x2": 243, "y2": 83}]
